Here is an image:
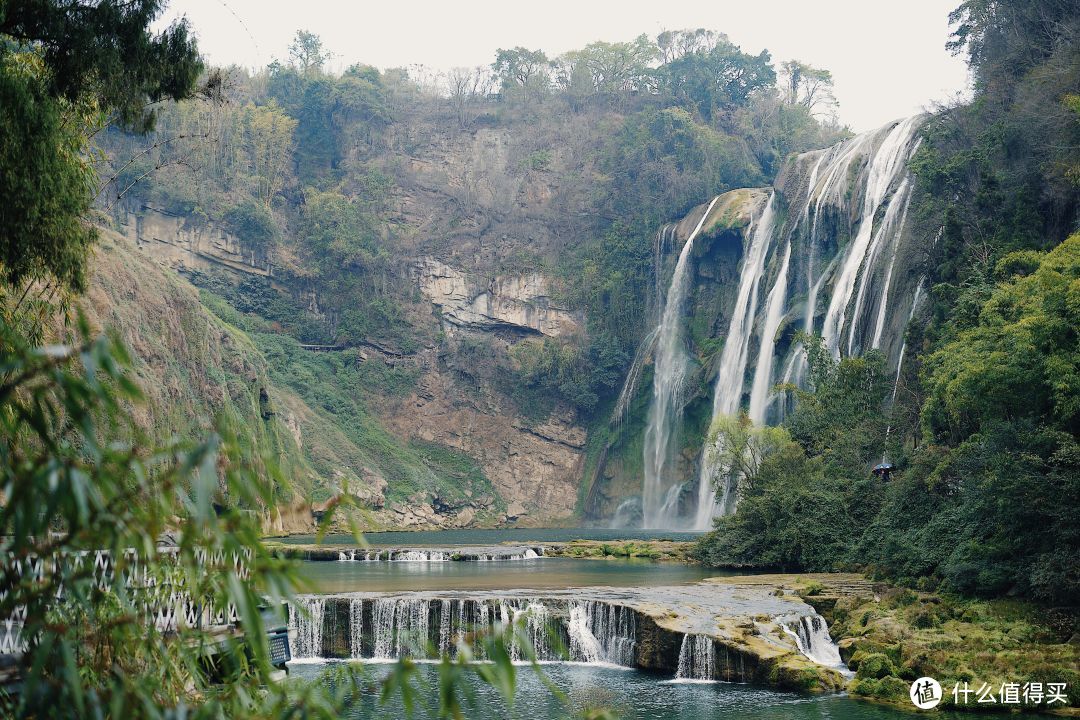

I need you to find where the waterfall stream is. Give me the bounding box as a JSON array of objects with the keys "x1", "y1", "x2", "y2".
[
  {"x1": 642, "y1": 196, "x2": 722, "y2": 529},
  {"x1": 674, "y1": 634, "x2": 717, "y2": 682},
  {"x1": 693, "y1": 194, "x2": 776, "y2": 529},
  {"x1": 781, "y1": 615, "x2": 851, "y2": 676},
  {"x1": 821, "y1": 116, "x2": 923, "y2": 360}
]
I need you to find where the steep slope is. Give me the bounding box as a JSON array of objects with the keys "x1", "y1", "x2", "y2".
[
  {"x1": 86, "y1": 226, "x2": 585, "y2": 529},
  {"x1": 80, "y1": 227, "x2": 318, "y2": 532}
]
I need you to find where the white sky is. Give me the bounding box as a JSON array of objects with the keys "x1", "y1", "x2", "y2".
[{"x1": 157, "y1": 0, "x2": 971, "y2": 132}]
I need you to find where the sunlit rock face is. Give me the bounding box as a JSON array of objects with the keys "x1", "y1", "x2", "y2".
[{"x1": 411, "y1": 256, "x2": 581, "y2": 337}]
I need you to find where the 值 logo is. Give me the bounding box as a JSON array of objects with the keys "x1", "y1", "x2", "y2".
[{"x1": 910, "y1": 677, "x2": 943, "y2": 709}]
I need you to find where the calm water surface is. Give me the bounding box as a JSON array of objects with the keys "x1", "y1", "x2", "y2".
[
  {"x1": 297, "y1": 556, "x2": 728, "y2": 593},
  {"x1": 276, "y1": 527, "x2": 703, "y2": 546},
  {"x1": 288, "y1": 661, "x2": 991, "y2": 720}
]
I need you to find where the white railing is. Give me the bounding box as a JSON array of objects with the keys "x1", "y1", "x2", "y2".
[{"x1": 0, "y1": 546, "x2": 249, "y2": 656}]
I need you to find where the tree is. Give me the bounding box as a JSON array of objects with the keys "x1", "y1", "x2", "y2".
[
  {"x1": 0, "y1": 0, "x2": 202, "y2": 300},
  {"x1": 656, "y1": 38, "x2": 776, "y2": 121},
  {"x1": 656, "y1": 28, "x2": 718, "y2": 64},
  {"x1": 446, "y1": 66, "x2": 493, "y2": 126},
  {"x1": 492, "y1": 47, "x2": 550, "y2": 105},
  {"x1": 558, "y1": 35, "x2": 656, "y2": 99},
  {"x1": 289, "y1": 29, "x2": 332, "y2": 77},
  {"x1": 238, "y1": 100, "x2": 297, "y2": 207},
  {"x1": 780, "y1": 60, "x2": 836, "y2": 116},
  {"x1": 0, "y1": 0, "x2": 201, "y2": 132}
]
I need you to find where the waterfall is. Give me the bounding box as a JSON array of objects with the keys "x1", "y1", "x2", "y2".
[
  {"x1": 821, "y1": 116, "x2": 923, "y2": 360},
  {"x1": 337, "y1": 548, "x2": 542, "y2": 562},
  {"x1": 608, "y1": 115, "x2": 933, "y2": 529},
  {"x1": 642, "y1": 196, "x2": 722, "y2": 529},
  {"x1": 881, "y1": 280, "x2": 925, "y2": 462},
  {"x1": 288, "y1": 595, "x2": 637, "y2": 667},
  {"x1": 693, "y1": 194, "x2": 776, "y2": 529},
  {"x1": 782, "y1": 615, "x2": 849, "y2": 673},
  {"x1": 568, "y1": 601, "x2": 637, "y2": 666},
  {"x1": 747, "y1": 240, "x2": 792, "y2": 425},
  {"x1": 674, "y1": 634, "x2": 716, "y2": 681},
  {"x1": 869, "y1": 184, "x2": 915, "y2": 350},
  {"x1": 567, "y1": 604, "x2": 604, "y2": 663},
  {"x1": 288, "y1": 596, "x2": 325, "y2": 659},
  {"x1": 609, "y1": 497, "x2": 642, "y2": 529},
  {"x1": 611, "y1": 327, "x2": 659, "y2": 427}
]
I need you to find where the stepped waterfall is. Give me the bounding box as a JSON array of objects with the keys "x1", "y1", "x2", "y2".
[
  {"x1": 287, "y1": 594, "x2": 840, "y2": 679},
  {"x1": 631, "y1": 116, "x2": 929, "y2": 530}
]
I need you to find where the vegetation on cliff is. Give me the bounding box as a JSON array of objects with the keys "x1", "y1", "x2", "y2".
[{"x1": 697, "y1": 0, "x2": 1080, "y2": 607}]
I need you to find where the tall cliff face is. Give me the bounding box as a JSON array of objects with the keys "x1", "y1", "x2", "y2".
[{"x1": 109, "y1": 188, "x2": 591, "y2": 528}]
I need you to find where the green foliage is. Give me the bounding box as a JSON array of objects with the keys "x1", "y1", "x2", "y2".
[
  {"x1": 655, "y1": 38, "x2": 776, "y2": 121},
  {"x1": 922, "y1": 236, "x2": 1080, "y2": 440},
  {"x1": 223, "y1": 199, "x2": 278, "y2": 249},
  {"x1": 0, "y1": 0, "x2": 202, "y2": 132},
  {"x1": 598, "y1": 107, "x2": 761, "y2": 229},
  {"x1": 0, "y1": 317, "x2": 311, "y2": 717},
  {"x1": 861, "y1": 236, "x2": 1080, "y2": 603},
  {"x1": 511, "y1": 334, "x2": 627, "y2": 418},
  {"x1": 693, "y1": 418, "x2": 859, "y2": 571},
  {"x1": 0, "y1": 51, "x2": 96, "y2": 293},
  {"x1": 0, "y1": 0, "x2": 200, "y2": 295}
]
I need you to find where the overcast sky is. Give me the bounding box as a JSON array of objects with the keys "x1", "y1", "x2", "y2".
[{"x1": 157, "y1": 0, "x2": 971, "y2": 132}]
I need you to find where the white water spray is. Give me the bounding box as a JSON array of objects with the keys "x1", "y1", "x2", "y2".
[{"x1": 642, "y1": 196, "x2": 722, "y2": 529}]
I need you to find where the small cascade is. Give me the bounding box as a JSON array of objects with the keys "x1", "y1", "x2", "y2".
[
  {"x1": 609, "y1": 497, "x2": 642, "y2": 529},
  {"x1": 881, "y1": 280, "x2": 925, "y2": 462},
  {"x1": 288, "y1": 596, "x2": 325, "y2": 659},
  {"x1": 611, "y1": 327, "x2": 659, "y2": 428},
  {"x1": 782, "y1": 615, "x2": 849, "y2": 674},
  {"x1": 675, "y1": 634, "x2": 716, "y2": 681},
  {"x1": 336, "y1": 547, "x2": 542, "y2": 562},
  {"x1": 568, "y1": 601, "x2": 637, "y2": 666},
  {"x1": 694, "y1": 194, "x2": 777, "y2": 529},
  {"x1": 288, "y1": 595, "x2": 637, "y2": 667},
  {"x1": 643, "y1": 196, "x2": 722, "y2": 529},
  {"x1": 567, "y1": 603, "x2": 604, "y2": 663},
  {"x1": 868, "y1": 181, "x2": 915, "y2": 350}
]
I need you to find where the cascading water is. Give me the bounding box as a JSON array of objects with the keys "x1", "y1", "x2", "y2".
[
  {"x1": 781, "y1": 615, "x2": 850, "y2": 675},
  {"x1": 881, "y1": 279, "x2": 925, "y2": 462},
  {"x1": 674, "y1": 634, "x2": 716, "y2": 682},
  {"x1": 694, "y1": 194, "x2": 776, "y2": 529},
  {"x1": 642, "y1": 196, "x2": 722, "y2": 529},
  {"x1": 337, "y1": 547, "x2": 543, "y2": 562},
  {"x1": 821, "y1": 115, "x2": 923, "y2": 360},
  {"x1": 289, "y1": 595, "x2": 637, "y2": 666},
  {"x1": 288, "y1": 596, "x2": 325, "y2": 659},
  {"x1": 747, "y1": 240, "x2": 791, "y2": 426}
]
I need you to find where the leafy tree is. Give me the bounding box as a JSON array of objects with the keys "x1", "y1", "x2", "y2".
[
  {"x1": 694, "y1": 419, "x2": 857, "y2": 571},
  {"x1": 238, "y1": 100, "x2": 297, "y2": 207},
  {"x1": 289, "y1": 29, "x2": 332, "y2": 77},
  {"x1": 492, "y1": 47, "x2": 550, "y2": 105},
  {"x1": 0, "y1": 0, "x2": 201, "y2": 132},
  {"x1": 223, "y1": 199, "x2": 278, "y2": 250},
  {"x1": 0, "y1": 52, "x2": 96, "y2": 295},
  {"x1": 656, "y1": 28, "x2": 719, "y2": 64},
  {"x1": 557, "y1": 35, "x2": 656, "y2": 99},
  {"x1": 779, "y1": 60, "x2": 836, "y2": 116},
  {"x1": 656, "y1": 37, "x2": 776, "y2": 121},
  {"x1": 0, "y1": 0, "x2": 202, "y2": 296}
]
